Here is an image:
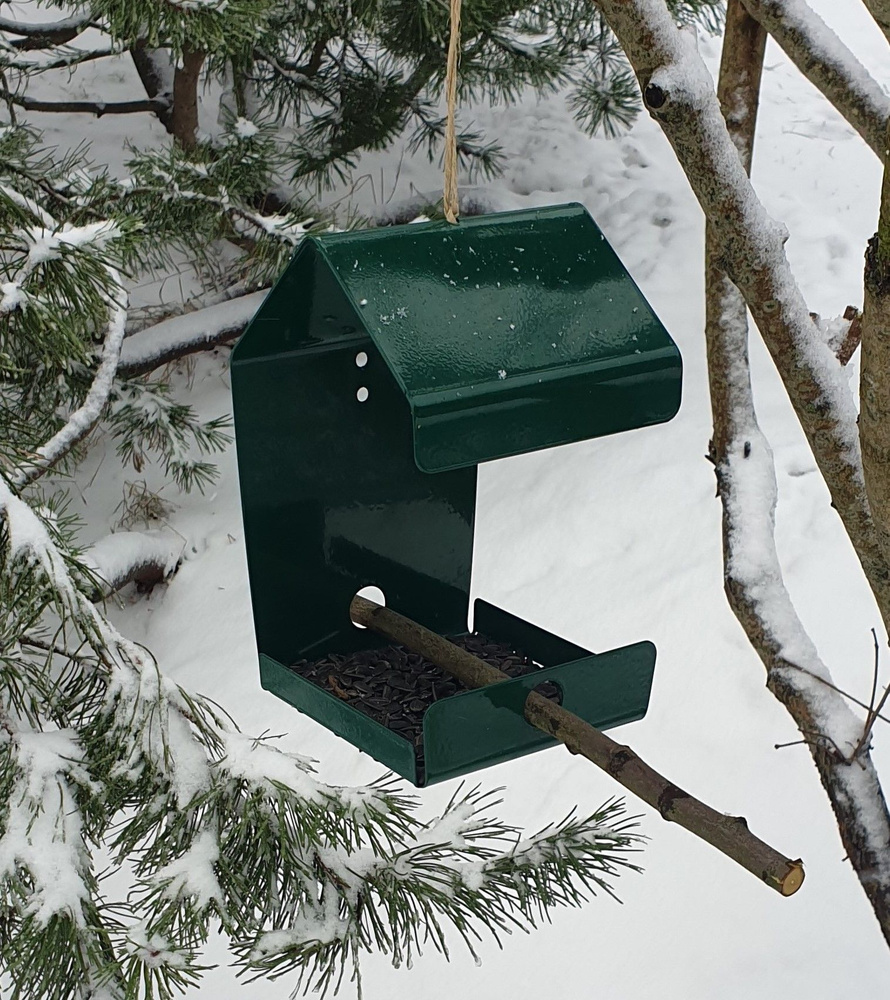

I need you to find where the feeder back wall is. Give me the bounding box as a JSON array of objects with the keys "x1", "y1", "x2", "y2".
[{"x1": 231, "y1": 203, "x2": 681, "y2": 668}]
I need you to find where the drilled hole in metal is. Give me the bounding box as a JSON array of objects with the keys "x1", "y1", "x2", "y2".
[
  {"x1": 352, "y1": 585, "x2": 386, "y2": 628},
  {"x1": 532, "y1": 680, "x2": 563, "y2": 705},
  {"x1": 355, "y1": 351, "x2": 368, "y2": 368},
  {"x1": 356, "y1": 386, "x2": 369, "y2": 402}
]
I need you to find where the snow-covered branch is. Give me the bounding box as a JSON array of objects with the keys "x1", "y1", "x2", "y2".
[
  {"x1": 13, "y1": 261, "x2": 128, "y2": 488},
  {"x1": 0, "y1": 15, "x2": 91, "y2": 50},
  {"x1": 595, "y1": 0, "x2": 890, "y2": 640},
  {"x1": 118, "y1": 289, "x2": 267, "y2": 378},
  {"x1": 82, "y1": 531, "x2": 183, "y2": 598},
  {"x1": 741, "y1": 0, "x2": 890, "y2": 160},
  {"x1": 703, "y1": 0, "x2": 890, "y2": 944}
]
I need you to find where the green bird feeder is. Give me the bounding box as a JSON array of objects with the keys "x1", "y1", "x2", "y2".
[{"x1": 231, "y1": 202, "x2": 682, "y2": 786}]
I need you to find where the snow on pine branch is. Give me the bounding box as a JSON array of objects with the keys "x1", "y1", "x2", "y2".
[
  {"x1": 13, "y1": 264, "x2": 128, "y2": 488},
  {"x1": 0, "y1": 728, "x2": 96, "y2": 926},
  {"x1": 118, "y1": 289, "x2": 267, "y2": 377}
]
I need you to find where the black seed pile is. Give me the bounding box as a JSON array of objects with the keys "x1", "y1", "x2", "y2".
[{"x1": 290, "y1": 633, "x2": 557, "y2": 769}]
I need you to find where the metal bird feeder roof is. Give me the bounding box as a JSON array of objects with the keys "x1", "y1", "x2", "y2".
[{"x1": 231, "y1": 202, "x2": 682, "y2": 786}]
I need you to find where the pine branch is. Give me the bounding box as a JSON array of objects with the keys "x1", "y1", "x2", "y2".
[
  {"x1": 12, "y1": 266, "x2": 128, "y2": 488},
  {"x1": 0, "y1": 47, "x2": 121, "y2": 75},
  {"x1": 350, "y1": 597, "x2": 804, "y2": 896},
  {"x1": 118, "y1": 290, "x2": 267, "y2": 378},
  {"x1": 0, "y1": 15, "x2": 92, "y2": 50},
  {"x1": 740, "y1": 0, "x2": 890, "y2": 161},
  {"x1": 1, "y1": 92, "x2": 169, "y2": 117}
]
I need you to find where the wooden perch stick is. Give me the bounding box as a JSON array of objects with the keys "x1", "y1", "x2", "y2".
[{"x1": 350, "y1": 596, "x2": 805, "y2": 897}]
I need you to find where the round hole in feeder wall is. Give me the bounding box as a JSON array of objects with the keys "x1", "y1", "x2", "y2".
[
  {"x1": 351, "y1": 586, "x2": 386, "y2": 628},
  {"x1": 532, "y1": 680, "x2": 563, "y2": 706},
  {"x1": 355, "y1": 351, "x2": 368, "y2": 368},
  {"x1": 356, "y1": 386, "x2": 370, "y2": 402}
]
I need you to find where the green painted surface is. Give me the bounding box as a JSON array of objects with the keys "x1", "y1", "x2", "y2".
[
  {"x1": 231, "y1": 203, "x2": 678, "y2": 785},
  {"x1": 260, "y1": 601, "x2": 655, "y2": 786},
  {"x1": 316, "y1": 203, "x2": 682, "y2": 471}
]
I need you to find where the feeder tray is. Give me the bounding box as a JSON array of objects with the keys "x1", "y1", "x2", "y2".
[{"x1": 231, "y1": 203, "x2": 682, "y2": 786}]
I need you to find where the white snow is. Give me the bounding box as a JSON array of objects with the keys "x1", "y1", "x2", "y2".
[
  {"x1": 21, "y1": 219, "x2": 121, "y2": 265},
  {"x1": 82, "y1": 530, "x2": 183, "y2": 592},
  {"x1": 0, "y1": 728, "x2": 94, "y2": 926},
  {"x1": 150, "y1": 828, "x2": 223, "y2": 909},
  {"x1": 13, "y1": 267, "x2": 128, "y2": 487},
  {"x1": 9, "y1": 0, "x2": 890, "y2": 996}
]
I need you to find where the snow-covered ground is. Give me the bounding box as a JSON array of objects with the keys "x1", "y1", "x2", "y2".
[{"x1": 14, "y1": 0, "x2": 890, "y2": 995}]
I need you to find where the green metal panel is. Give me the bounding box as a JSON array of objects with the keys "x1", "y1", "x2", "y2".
[
  {"x1": 231, "y1": 203, "x2": 678, "y2": 786},
  {"x1": 259, "y1": 600, "x2": 655, "y2": 786},
  {"x1": 314, "y1": 203, "x2": 682, "y2": 472}
]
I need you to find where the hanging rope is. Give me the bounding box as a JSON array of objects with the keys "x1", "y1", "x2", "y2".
[{"x1": 443, "y1": 0, "x2": 462, "y2": 224}]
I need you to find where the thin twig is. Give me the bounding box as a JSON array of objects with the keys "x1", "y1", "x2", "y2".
[{"x1": 350, "y1": 596, "x2": 804, "y2": 896}]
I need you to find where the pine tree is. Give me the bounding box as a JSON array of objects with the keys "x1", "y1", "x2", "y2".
[
  {"x1": 1, "y1": 0, "x2": 723, "y2": 183},
  {"x1": 0, "y1": 118, "x2": 648, "y2": 999},
  {"x1": 0, "y1": 0, "x2": 747, "y2": 995}
]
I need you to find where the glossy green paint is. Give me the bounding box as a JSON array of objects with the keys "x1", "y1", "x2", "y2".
[
  {"x1": 260, "y1": 601, "x2": 656, "y2": 786},
  {"x1": 231, "y1": 203, "x2": 679, "y2": 785},
  {"x1": 316, "y1": 203, "x2": 681, "y2": 471}
]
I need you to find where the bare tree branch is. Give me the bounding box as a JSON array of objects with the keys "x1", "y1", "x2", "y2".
[
  {"x1": 351, "y1": 597, "x2": 805, "y2": 896},
  {"x1": 593, "y1": 0, "x2": 890, "y2": 642},
  {"x1": 0, "y1": 92, "x2": 170, "y2": 117},
  {"x1": 129, "y1": 40, "x2": 175, "y2": 133},
  {"x1": 740, "y1": 0, "x2": 890, "y2": 161}
]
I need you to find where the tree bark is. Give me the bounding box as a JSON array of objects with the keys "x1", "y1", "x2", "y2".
[
  {"x1": 740, "y1": 0, "x2": 889, "y2": 162},
  {"x1": 350, "y1": 596, "x2": 805, "y2": 896},
  {"x1": 598, "y1": 0, "x2": 890, "y2": 946},
  {"x1": 593, "y1": 0, "x2": 890, "y2": 641},
  {"x1": 130, "y1": 40, "x2": 175, "y2": 134},
  {"x1": 860, "y1": 119, "x2": 890, "y2": 570},
  {"x1": 171, "y1": 46, "x2": 205, "y2": 149}
]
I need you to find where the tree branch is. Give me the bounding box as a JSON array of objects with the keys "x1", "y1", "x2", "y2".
[
  {"x1": 2, "y1": 47, "x2": 121, "y2": 75},
  {"x1": 129, "y1": 40, "x2": 175, "y2": 133},
  {"x1": 350, "y1": 596, "x2": 804, "y2": 896},
  {"x1": 860, "y1": 117, "x2": 890, "y2": 568},
  {"x1": 171, "y1": 45, "x2": 205, "y2": 149},
  {"x1": 82, "y1": 531, "x2": 182, "y2": 599},
  {"x1": 740, "y1": 0, "x2": 890, "y2": 161},
  {"x1": 702, "y1": 0, "x2": 890, "y2": 946},
  {"x1": 117, "y1": 289, "x2": 267, "y2": 378},
  {"x1": 1, "y1": 93, "x2": 170, "y2": 117},
  {"x1": 0, "y1": 15, "x2": 91, "y2": 50},
  {"x1": 13, "y1": 271, "x2": 128, "y2": 488},
  {"x1": 593, "y1": 0, "x2": 890, "y2": 640}
]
